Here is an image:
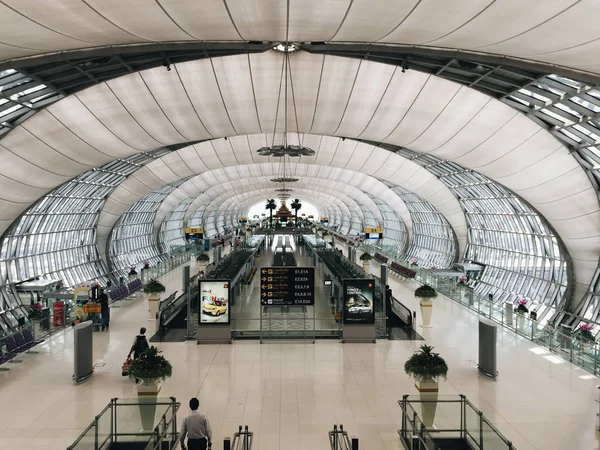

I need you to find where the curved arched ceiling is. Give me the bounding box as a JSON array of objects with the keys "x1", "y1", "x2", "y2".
[
  {"x1": 0, "y1": 50, "x2": 597, "y2": 306},
  {"x1": 152, "y1": 176, "x2": 393, "y2": 231},
  {"x1": 95, "y1": 138, "x2": 465, "y2": 258},
  {"x1": 1, "y1": 1, "x2": 600, "y2": 76}
]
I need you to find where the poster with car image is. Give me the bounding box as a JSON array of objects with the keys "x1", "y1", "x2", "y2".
[
  {"x1": 343, "y1": 279, "x2": 375, "y2": 324},
  {"x1": 199, "y1": 280, "x2": 230, "y2": 324}
]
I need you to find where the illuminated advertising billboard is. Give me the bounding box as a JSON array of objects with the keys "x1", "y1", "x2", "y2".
[
  {"x1": 199, "y1": 280, "x2": 230, "y2": 324},
  {"x1": 343, "y1": 279, "x2": 375, "y2": 324}
]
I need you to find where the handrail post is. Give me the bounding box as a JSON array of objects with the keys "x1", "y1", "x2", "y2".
[
  {"x1": 479, "y1": 411, "x2": 484, "y2": 450},
  {"x1": 94, "y1": 416, "x2": 98, "y2": 450}
]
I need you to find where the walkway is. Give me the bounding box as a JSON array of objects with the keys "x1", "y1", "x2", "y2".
[{"x1": 0, "y1": 242, "x2": 597, "y2": 449}]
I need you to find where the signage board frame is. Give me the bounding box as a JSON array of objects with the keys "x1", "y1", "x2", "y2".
[
  {"x1": 199, "y1": 279, "x2": 231, "y2": 325},
  {"x1": 342, "y1": 279, "x2": 376, "y2": 324}
]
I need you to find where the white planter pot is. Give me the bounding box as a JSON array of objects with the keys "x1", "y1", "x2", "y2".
[
  {"x1": 362, "y1": 261, "x2": 371, "y2": 273},
  {"x1": 137, "y1": 385, "x2": 161, "y2": 431},
  {"x1": 416, "y1": 377, "x2": 439, "y2": 428},
  {"x1": 137, "y1": 379, "x2": 162, "y2": 396},
  {"x1": 148, "y1": 294, "x2": 161, "y2": 320},
  {"x1": 582, "y1": 342, "x2": 593, "y2": 353},
  {"x1": 419, "y1": 297, "x2": 433, "y2": 328},
  {"x1": 516, "y1": 314, "x2": 525, "y2": 330}
]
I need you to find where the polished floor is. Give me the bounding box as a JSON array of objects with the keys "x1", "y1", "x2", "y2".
[{"x1": 0, "y1": 242, "x2": 598, "y2": 449}]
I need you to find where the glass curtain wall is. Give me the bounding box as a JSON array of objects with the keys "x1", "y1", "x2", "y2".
[
  {"x1": 388, "y1": 185, "x2": 456, "y2": 268},
  {"x1": 108, "y1": 182, "x2": 184, "y2": 277},
  {"x1": 371, "y1": 198, "x2": 408, "y2": 257},
  {"x1": 398, "y1": 149, "x2": 568, "y2": 312},
  {"x1": 0, "y1": 151, "x2": 170, "y2": 297},
  {"x1": 159, "y1": 199, "x2": 193, "y2": 253}
]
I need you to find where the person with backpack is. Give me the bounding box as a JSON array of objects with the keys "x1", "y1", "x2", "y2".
[
  {"x1": 129, "y1": 327, "x2": 149, "y2": 360},
  {"x1": 126, "y1": 327, "x2": 149, "y2": 383}
]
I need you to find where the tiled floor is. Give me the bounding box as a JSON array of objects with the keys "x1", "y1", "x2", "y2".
[{"x1": 0, "y1": 241, "x2": 598, "y2": 449}]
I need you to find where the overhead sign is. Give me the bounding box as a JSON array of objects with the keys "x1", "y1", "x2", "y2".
[
  {"x1": 260, "y1": 267, "x2": 315, "y2": 306},
  {"x1": 185, "y1": 227, "x2": 203, "y2": 234},
  {"x1": 320, "y1": 217, "x2": 329, "y2": 223},
  {"x1": 365, "y1": 227, "x2": 383, "y2": 234}
]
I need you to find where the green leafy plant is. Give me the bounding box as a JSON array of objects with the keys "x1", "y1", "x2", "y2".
[
  {"x1": 359, "y1": 252, "x2": 373, "y2": 261},
  {"x1": 415, "y1": 285, "x2": 438, "y2": 299},
  {"x1": 143, "y1": 278, "x2": 166, "y2": 294},
  {"x1": 196, "y1": 253, "x2": 210, "y2": 263},
  {"x1": 404, "y1": 345, "x2": 448, "y2": 382},
  {"x1": 290, "y1": 198, "x2": 302, "y2": 226},
  {"x1": 129, "y1": 346, "x2": 173, "y2": 382}
]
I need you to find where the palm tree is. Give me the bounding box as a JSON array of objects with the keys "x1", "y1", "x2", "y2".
[
  {"x1": 290, "y1": 198, "x2": 302, "y2": 226},
  {"x1": 265, "y1": 199, "x2": 277, "y2": 228}
]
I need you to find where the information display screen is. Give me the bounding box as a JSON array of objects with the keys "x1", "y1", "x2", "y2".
[
  {"x1": 343, "y1": 279, "x2": 375, "y2": 324},
  {"x1": 199, "y1": 280, "x2": 230, "y2": 324},
  {"x1": 260, "y1": 267, "x2": 315, "y2": 306}
]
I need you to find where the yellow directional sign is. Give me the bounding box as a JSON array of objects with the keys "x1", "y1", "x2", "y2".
[{"x1": 185, "y1": 227, "x2": 203, "y2": 234}]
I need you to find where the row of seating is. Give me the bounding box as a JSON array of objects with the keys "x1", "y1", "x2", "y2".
[
  {"x1": 0, "y1": 329, "x2": 44, "y2": 369},
  {"x1": 109, "y1": 278, "x2": 142, "y2": 302},
  {"x1": 390, "y1": 261, "x2": 416, "y2": 280},
  {"x1": 374, "y1": 252, "x2": 389, "y2": 264}
]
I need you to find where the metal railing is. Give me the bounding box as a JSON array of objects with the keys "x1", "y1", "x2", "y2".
[
  {"x1": 412, "y1": 268, "x2": 600, "y2": 375},
  {"x1": 351, "y1": 241, "x2": 600, "y2": 375},
  {"x1": 329, "y1": 424, "x2": 358, "y2": 450},
  {"x1": 399, "y1": 395, "x2": 515, "y2": 450},
  {"x1": 229, "y1": 425, "x2": 253, "y2": 450},
  {"x1": 67, "y1": 397, "x2": 180, "y2": 450}
]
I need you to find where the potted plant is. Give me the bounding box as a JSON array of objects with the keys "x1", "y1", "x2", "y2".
[
  {"x1": 129, "y1": 346, "x2": 173, "y2": 430},
  {"x1": 196, "y1": 252, "x2": 210, "y2": 268},
  {"x1": 142, "y1": 261, "x2": 150, "y2": 270},
  {"x1": 404, "y1": 345, "x2": 448, "y2": 427},
  {"x1": 515, "y1": 300, "x2": 528, "y2": 330},
  {"x1": 128, "y1": 266, "x2": 138, "y2": 280},
  {"x1": 359, "y1": 252, "x2": 373, "y2": 272},
  {"x1": 415, "y1": 285, "x2": 437, "y2": 328},
  {"x1": 144, "y1": 279, "x2": 166, "y2": 320},
  {"x1": 410, "y1": 258, "x2": 418, "y2": 267},
  {"x1": 577, "y1": 323, "x2": 595, "y2": 352},
  {"x1": 28, "y1": 303, "x2": 43, "y2": 321}
]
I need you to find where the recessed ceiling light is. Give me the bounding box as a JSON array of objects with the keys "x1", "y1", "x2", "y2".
[{"x1": 273, "y1": 43, "x2": 301, "y2": 53}]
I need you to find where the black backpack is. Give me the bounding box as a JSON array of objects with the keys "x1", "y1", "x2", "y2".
[{"x1": 134, "y1": 334, "x2": 149, "y2": 357}]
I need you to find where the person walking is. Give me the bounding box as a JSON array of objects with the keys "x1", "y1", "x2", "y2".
[
  {"x1": 127, "y1": 327, "x2": 149, "y2": 383},
  {"x1": 180, "y1": 397, "x2": 212, "y2": 450},
  {"x1": 99, "y1": 288, "x2": 110, "y2": 331},
  {"x1": 129, "y1": 327, "x2": 149, "y2": 360}
]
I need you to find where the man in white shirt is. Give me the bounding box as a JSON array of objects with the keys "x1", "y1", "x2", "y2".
[{"x1": 180, "y1": 397, "x2": 212, "y2": 450}]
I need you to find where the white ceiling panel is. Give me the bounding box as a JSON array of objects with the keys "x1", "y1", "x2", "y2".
[
  {"x1": 408, "y1": 87, "x2": 491, "y2": 152},
  {"x1": 158, "y1": 0, "x2": 239, "y2": 40},
  {"x1": 432, "y1": 101, "x2": 518, "y2": 160},
  {"x1": 381, "y1": 0, "x2": 493, "y2": 45},
  {"x1": 73, "y1": 85, "x2": 162, "y2": 151},
  {"x1": 85, "y1": 0, "x2": 192, "y2": 41},
  {"x1": 105, "y1": 75, "x2": 187, "y2": 145},
  {"x1": 335, "y1": 62, "x2": 396, "y2": 137},
  {"x1": 0, "y1": 1, "x2": 599, "y2": 76},
  {"x1": 138, "y1": 69, "x2": 209, "y2": 141},
  {"x1": 310, "y1": 57, "x2": 361, "y2": 135},
  {"x1": 383, "y1": 77, "x2": 460, "y2": 146},
  {"x1": 175, "y1": 61, "x2": 236, "y2": 137}
]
